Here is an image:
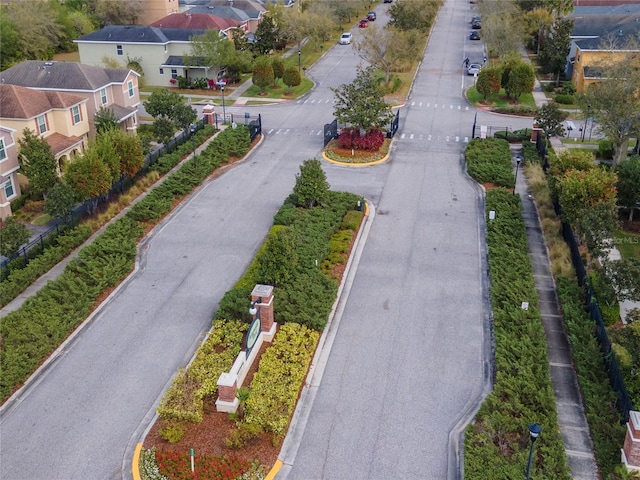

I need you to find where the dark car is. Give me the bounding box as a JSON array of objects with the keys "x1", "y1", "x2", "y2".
[
  {"x1": 471, "y1": 20, "x2": 482, "y2": 29},
  {"x1": 359, "y1": 19, "x2": 368, "y2": 27},
  {"x1": 470, "y1": 30, "x2": 480, "y2": 40},
  {"x1": 471, "y1": 15, "x2": 481, "y2": 23},
  {"x1": 383, "y1": 0, "x2": 392, "y2": 3},
  {"x1": 367, "y1": 11, "x2": 376, "y2": 21}
]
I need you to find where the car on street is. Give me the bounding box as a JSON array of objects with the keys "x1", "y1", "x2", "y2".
[
  {"x1": 469, "y1": 30, "x2": 480, "y2": 40},
  {"x1": 367, "y1": 11, "x2": 376, "y2": 21},
  {"x1": 467, "y1": 63, "x2": 482, "y2": 75},
  {"x1": 339, "y1": 32, "x2": 352, "y2": 44},
  {"x1": 471, "y1": 20, "x2": 482, "y2": 29},
  {"x1": 471, "y1": 15, "x2": 481, "y2": 23},
  {"x1": 359, "y1": 19, "x2": 368, "y2": 27},
  {"x1": 383, "y1": 0, "x2": 392, "y2": 3}
]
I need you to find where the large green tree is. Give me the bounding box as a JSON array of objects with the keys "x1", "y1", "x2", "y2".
[
  {"x1": 580, "y1": 46, "x2": 640, "y2": 170},
  {"x1": 476, "y1": 66, "x2": 502, "y2": 101},
  {"x1": 254, "y1": 15, "x2": 279, "y2": 54},
  {"x1": 617, "y1": 156, "x2": 640, "y2": 221},
  {"x1": 144, "y1": 89, "x2": 196, "y2": 136},
  {"x1": 282, "y1": 66, "x2": 301, "y2": 93},
  {"x1": 17, "y1": 129, "x2": 59, "y2": 199},
  {"x1": 387, "y1": 0, "x2": 439, "y2": 32},
  {"x1": 4, "y1": 0, "x2": 63, "y2": 60},
  {"x1": 292, "y1": 159, "x2": 330, "y2": 208},
  {"x1": 64, "y1": 148, "x2": 112, "y2": 211},
  {"x1": 534, "y1": 102, "x2": 568, "y2": 138},
  {"x1": 331, "y1": 65, "x2": 394, "y2": 133},
  {"x1": 0, "y1": 217, "x2": 31, "y2": 257},
  {"x1": 252, "y1": 56, "x2": 275, "y2": 94},
  {"x1": 504, "y1": 62, "x2": 535, "y2": 102},
  {"x1": 538, "y1": 18, "x2": 573, "y2": 85},
  {"x1": 44, "y1": 182, "x2": 76, "y2": 222}
]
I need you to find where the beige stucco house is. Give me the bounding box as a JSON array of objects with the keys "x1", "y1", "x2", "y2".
[
  {"x1": 0, "y1": 126, "x2": 20, "y2": 220},
  {"x1": 1, "y1": 61, "x2": 140, "y2": 139}
]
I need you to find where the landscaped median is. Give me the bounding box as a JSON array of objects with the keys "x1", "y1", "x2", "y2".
[
  {"x1": 463, "y1": 138, "x2": 571, "y2": 479},
  {"x1": 138, "y1": 159, "x2": 366, "y2": 479}
]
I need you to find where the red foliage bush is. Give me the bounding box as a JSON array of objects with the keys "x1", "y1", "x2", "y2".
[
  {"x1": 155, "y1": 450, "x2": 253, "y2": 479},
  {"x1": 337, "y1": 128, "x2": 385, "y2": 151}
]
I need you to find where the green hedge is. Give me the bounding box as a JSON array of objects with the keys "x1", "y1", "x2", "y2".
[
  {"x1": 216, "y1": 191, "x2": 362, "y2": 331},
  {"x1": 464, "y1": 188, "x2": 571, "y2": 479},
  {"x1": 465, "y1": 138, "x2": 514, "y2": 187},
  {"x1": 556, "y1": 276, "x2": 626, "y2": 477},
  {"x1": 0, "y1": 126, "x2": 251, "y2": 404}
]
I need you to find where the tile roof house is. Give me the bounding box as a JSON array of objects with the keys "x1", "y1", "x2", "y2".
[
  {"x1": 0, "y1": 61, "x2": 140, "y2": 138},
  {"x1": 75, "y1": 26, "x2": 208, "y2": 87},
  {"x1": 0, "y1": 84, "x2": 90, "y2": 208},
  {"x1": 567, "y1": 4, "x2": 640, "y2": 91},
  {"x1": 182, "y1": 2, "x2": 265, "y2": 32},
  {"x1": 0, "y1": 126, "x2": 20, "y2": 220}
]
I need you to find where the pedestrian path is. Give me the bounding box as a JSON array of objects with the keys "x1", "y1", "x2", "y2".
[{"x1": 513, "y1": 145, "x2": 599, "y2": 479}]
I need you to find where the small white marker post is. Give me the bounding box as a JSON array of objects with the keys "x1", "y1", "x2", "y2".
[{"x1": 190, "y1": 448, "x2": 195, "y2": 473}]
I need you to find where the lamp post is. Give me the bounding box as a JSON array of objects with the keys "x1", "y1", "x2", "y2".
[
  {"x1": 298, "y1": 50, "x2": 301, "y2": 73},
  {"x1": 217, "y1": 81, "x2": 226, "y2": 124},
  {"x1": 190, "y1": 124, "x2": 197, "y2": 167},
  {"x1": 525, "y1": 423, "x2": 542, "y2": 480},
  {"x1": 513, "y1": 155, "x2": 522, "y2": 195},
  {"x1": 581, "y1": 103, "x2": 591, "y2": 142}
]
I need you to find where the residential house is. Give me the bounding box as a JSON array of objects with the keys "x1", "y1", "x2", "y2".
[
  {"x1": 181, "y1": 0, "x2": 265, "y2": 33},
  {"x1": 567, "y1": 4, "x2": 640, "y2": 91},
  {"x1": 0, "y1": 126, "x2": 20, "y2": 220},
  {"x1": 139, "y1": 0, "x2": 180, "y2": 25},
  {"x1": 1, "y1": 61, "x2": 140, "y2": 139},
  {"x1": 76, "y1": 26, "x2": 207, "y2": 87},
  {"x1": 0, "y1": 84, "x2": 90, "y2": 207}
]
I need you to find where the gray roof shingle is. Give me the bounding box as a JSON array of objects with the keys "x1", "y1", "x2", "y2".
[{"x1": 75, "y1": 25, "x2": 206, "y2": 44}]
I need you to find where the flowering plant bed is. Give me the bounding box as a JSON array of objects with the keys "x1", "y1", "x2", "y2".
[{"x1": 324, "y1": 138, "x2": 391, "y2": 164}]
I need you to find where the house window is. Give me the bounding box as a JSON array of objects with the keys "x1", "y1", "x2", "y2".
[
  {"x1": 71, "y1": 105, "x2": 82, "y2": 124},
  {"x1": 3, "y1": 177, "x2": 15, "y2": 199},
  {"x1": 159, "y1": 68, "x2": 164, "y2": 75},
  {"x1": 0, "y1": 138, "x2": 6, "y2": 161},
  {"x1": 100, "y1": 88, "x2": 108, "y2": 105},
  {"x1": 127, "y1": 80, "x2": 134, "y2": 97},
  {"x1": 171, "y1": 69, "x2": 178, "y2": 79},
  {"x1": 37, "y1": 114, "x2": 48, "y2": 134},
  {"x1": 116, "y1": 44, "x2": 123, "y2": 56}
]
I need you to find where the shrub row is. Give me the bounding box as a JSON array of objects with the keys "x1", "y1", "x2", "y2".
[
  {"x1": 464, "y1": 188, "x2": 571, "y2": 479},
  {"x1": 493, "y1": 128, "x2": 532, "y2": 143},
  {"x1": 243, "y1": 322, "x2": 319, "y2": 439},
  {"x1": 465, "y1": 137, "x2": 514, "y2": 187},
  {"x1": 216, "y1": 191, "x2": 363, "y2": 331},
  {"x1": 555, "y1": 276, "x2": 626, "y2": 477},
  {"x1": 0, "y1": 224, "x2": 93, "y2": 307},
  {"x1": 0, "y1": 127, "x2": 252, "y2": 403},
  {"x1": 157, "y1": 320, "x2": 247, "y2": 424}
]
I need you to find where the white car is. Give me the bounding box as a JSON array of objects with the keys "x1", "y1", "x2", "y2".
[
  {"x1": 339, "y1": 33, "x2": 352, "y2": 45},
  {"x1": 467, "y1": 63, "x2": 482, "y2": 75}
]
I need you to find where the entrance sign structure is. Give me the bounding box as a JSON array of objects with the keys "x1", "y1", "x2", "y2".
[{"x1": 215, "y1": 284, "x2": 276, "y2": 413}]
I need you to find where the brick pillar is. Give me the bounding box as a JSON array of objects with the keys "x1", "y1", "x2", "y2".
[
  {"x1": 203, "y1": 105, "x2": 215, "y2": 125},
  {"x1": 251, "y1": 284, "x2": 274, "y2": 333},
  {"x1": 622, "y1": 411, "x2": 640, "y2": 471},
  {"x1": 531, "y1": 125, "x2": 543, "y2": 143}
]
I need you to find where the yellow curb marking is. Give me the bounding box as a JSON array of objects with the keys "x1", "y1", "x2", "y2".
[
  {"x1": 266, "y1": 459, "x2": 283, "y2": 480},
  {"x1": 132, "y1": 443, "x2": 142, "y2": 480}
]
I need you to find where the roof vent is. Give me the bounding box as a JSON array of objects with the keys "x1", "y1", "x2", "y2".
[{"x1": 618, "y1": 29, "x2": 623, "y2": 36}]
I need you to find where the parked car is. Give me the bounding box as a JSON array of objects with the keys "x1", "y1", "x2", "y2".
[
  {"x1": 467, "y1": 63, "x2": 482, "y2": 75},
  {"x1": 471, "y1": 20, "x2": 482, "y2": 29},
  {"x1": 359, "y1": 19, "x2": 368, "y2": 28},
  {"x1": 469, "y1": 31, "x2": 480, "y2": 40},
  {"x1": 471, "y1": 15, "x2": 481, "y2": 23},
  {"x1": 367, "y1": 11, "x2": 376, "y2": 21},
  {"x1": 339, "y1": 32, "x2": 352, "y2": 45},
  {"x1": 384, "y1": 0, "x2": 392, "y2": 3}
]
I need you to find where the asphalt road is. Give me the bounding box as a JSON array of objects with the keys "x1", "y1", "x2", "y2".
[{"x1": 0, "y1": 0, "x2": 536, "y2": 478}]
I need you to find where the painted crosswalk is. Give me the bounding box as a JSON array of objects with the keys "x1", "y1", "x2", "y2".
[
  {"x1": 295, "y1": 98, "x2": 472, "y2": 111},
  {"x1": 265, "y1": 128, "x2": 471, "y2": 144}
]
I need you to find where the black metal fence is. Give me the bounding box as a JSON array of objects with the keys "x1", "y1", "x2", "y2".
[
  {"x1": 323, "y1": 119, "x2": 338, "y2": 147},
  {"x1": 387, "y1": 110, "x2": 400, "y2": 138},
  {"x1": 1, "y1": 118, "x2": 208, "y2": 279},
  {"x1": 248, "y1": 114, "x2": 262, "y2": 142},
  {"x1": 552, "y1": 198, "x2": 635, "y2": 422}
]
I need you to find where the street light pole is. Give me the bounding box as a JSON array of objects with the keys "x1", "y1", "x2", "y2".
[
  {"x1": 217, "y1": 81, "x2": 226, "y2": 124},
  {"x1": 581, "y1": 104, "x2": 591, "y2": 142},
  {"x1": 513, "y1": 155, "x2": 522, "y2": 195},
  {"x1": 525, "y1": 423, "x2": 542, "y2": 480},
  {"x1": 298, "y1": 50, "x2": 301, "y2": 73}
]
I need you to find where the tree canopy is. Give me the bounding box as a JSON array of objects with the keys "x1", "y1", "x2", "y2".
[
  {"x1": 17, "y1": 128, "x2": 59, "y2": 199},
  {"x1": 331, "y1": 66, "x2": 394, "y2": 133}
]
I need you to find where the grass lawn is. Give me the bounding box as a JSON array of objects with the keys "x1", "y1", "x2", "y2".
[
  {"x1": 244, "y1": 77, "x2": 314, "y2": 98},
  {"x1": 614, "y1": 229, "x2": 640, "y2": 260},
  {"x1": 466, "y1": 87, "x2": 536, "y2": 110}
]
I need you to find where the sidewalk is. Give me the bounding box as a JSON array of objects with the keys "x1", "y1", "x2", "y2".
[{"x1": 516, "y1": 46, "x2": 599, "y2": 479}]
